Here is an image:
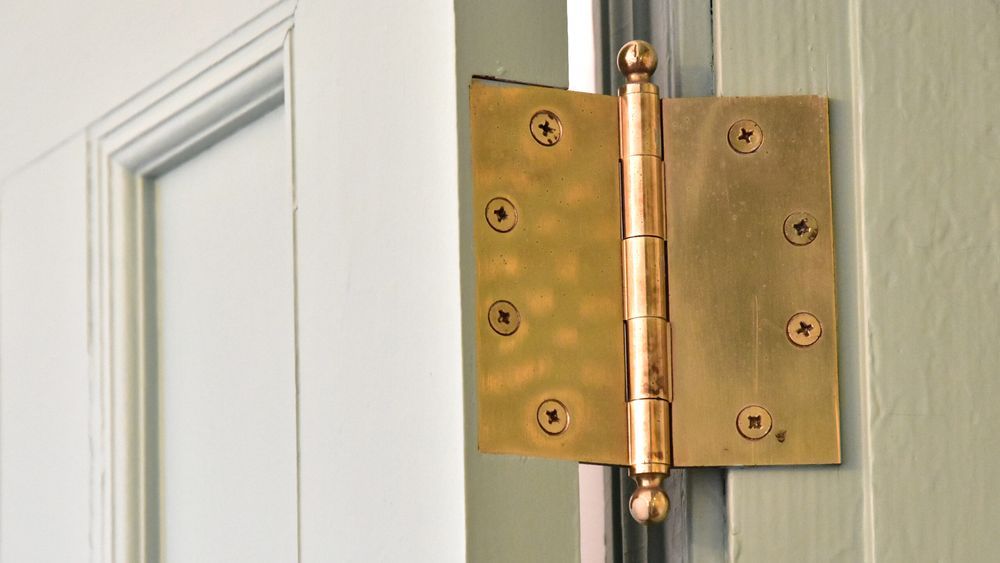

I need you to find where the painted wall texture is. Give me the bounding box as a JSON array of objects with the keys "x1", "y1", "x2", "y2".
[{"x1": 715, "y1": 1, "x2": 1000, "y2": 561}]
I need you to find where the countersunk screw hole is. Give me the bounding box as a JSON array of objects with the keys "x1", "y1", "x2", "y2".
[
  {"x1": 728, "y1": 119, "x2": 762, "y2": 153},
  {"x1": 736, "y1": 405, "x2": 772, "y2": 440},
  {"x1": 783, "y1": 212, "x2": 819, "y2": 245},
  {"x1": 537, "y1": 399, "x2": 569, "y2": 435},
  {"x1": 485, "y1": 197, "x2": 517, "y2": 233},
  {"x1": 786, "y1": 312, "x2": 821, "y2": 346},
  {"x1": 488, "y1": 300, "x2": 520, "y2": 335},
  {"x1": 530, "y1": 110, "x2": 562, "y2": 146}
]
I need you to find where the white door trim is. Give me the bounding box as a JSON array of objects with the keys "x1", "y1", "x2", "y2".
[{"x1": 86, "y1": 3, "x2": 295, "y2": 561}]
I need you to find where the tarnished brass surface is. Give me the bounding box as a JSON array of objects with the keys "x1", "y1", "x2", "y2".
[
  {"x1": 622, "y1": 237, "x2": 667, "y2": 319},
  {"x1": 625, "y1": 317, "x2": 671, "y2": 400},
  {"x1": 665, "y1": 96, "x2": 840, "y2": 467},
  {"x1": 627, "y1": 398, "x2": 670, "y2": 470},
  {"x1": 622, "y1": 155, "x2": 665, "y2": 238},
  {"x1": 617, "y1": 40, "x2": 671, "y2": 524},
  {"x1": 471, "y1": 78, "x2": 628, "y2": 465},
  {"x1": 619, "y1": 90, "x2": 661, "y2": 158}
]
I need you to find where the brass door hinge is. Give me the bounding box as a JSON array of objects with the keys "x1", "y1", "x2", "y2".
[{"x1": 471, "y1": 41, "x2": 840, "y2": 524}]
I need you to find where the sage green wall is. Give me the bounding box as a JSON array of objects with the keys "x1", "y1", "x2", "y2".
[{"x1": 715, "y1": 1, "x2": 1000, "y2": 561}]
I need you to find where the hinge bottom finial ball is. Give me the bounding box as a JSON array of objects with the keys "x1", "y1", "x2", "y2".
[{"x1": 628, "y1": 473, "x2": 669, "y2": 524}]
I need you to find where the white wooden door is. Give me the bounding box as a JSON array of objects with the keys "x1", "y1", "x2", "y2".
[{"x1": 0, "y1": 1, "x2": 584, "y2": 561}]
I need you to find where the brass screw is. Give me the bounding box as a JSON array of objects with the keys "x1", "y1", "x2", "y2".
[
  {"x1": 485, "y1": 197, "x2": 517, "y2": 232},
  {"x1": 728, "y1": 119, "x2": 763, "y2": 153},
  {"x1": 488, "y1": 300, "x2": 520, "y2": 336},
  {"x1": 786, "y1": 312, "x2": 822, "y2": 347},
  {"x1": 736, "y1": 405, "x2": 773, "y2": 440},
  {"x1": 783, "y1": 212, "x2": 819, "y2": 245},
  {"x1": 530, "y1": 110, "x2": 562, "y2": 146},
  {"x1": 537, "y1": 399, "x2": 569, "y2": 435}
]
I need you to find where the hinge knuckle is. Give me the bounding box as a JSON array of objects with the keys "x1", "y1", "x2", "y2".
[
  {"x1": 627, "y1": 398, "x2": 671, "y2": 472},
  {"x1": 622, "y1": 238, "x2": 667, "y2": 318},
  {"x1": 622, "y1": 155, "x2": 665, "y2": 238},
  {"x1": 619, "y1": 84, "x2": 662, "y2": 158},
  {"x1": 625, "y1": 317, "x2": 671, "y2": 401}
]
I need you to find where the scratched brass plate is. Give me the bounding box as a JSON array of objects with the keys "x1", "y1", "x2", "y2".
[
  {"x1": 665, "y1": 96, "x2": 840, "y2": 467},
  {"x1": 471, "y1": 79, "x2": 628, "y2": 465}
]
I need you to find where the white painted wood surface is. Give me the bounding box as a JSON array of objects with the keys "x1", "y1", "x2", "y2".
[
  {"x1": 290, "y1": 1, "x2": 584, "y2": 561},
  {"x1": 0, "y1": 140, "x2": 90, "y2": 562},
  {"x1": 713, "y1": 1, "x2": 1000, "y2": 561},
  {"x1": 290, "y1": 2, "x2": 464, "y2": 559},
  {"x1": 154, "y1": 106, "x2": 297, "y2": 562},
  {"x1": 84, "y1": 7, "x2": 294, "y2": 559},
  {"x1": 0, "y1": 0, "x2": 275, "y2": 181}
]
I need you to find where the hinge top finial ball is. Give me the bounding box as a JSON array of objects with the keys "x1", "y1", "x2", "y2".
[{"x1": 617, "y1": 40, "x2": 658, "y2": 84}]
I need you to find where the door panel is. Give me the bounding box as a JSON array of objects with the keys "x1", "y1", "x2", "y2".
[{"x1": 154, "y1": 107, "x2": 297, "y2": 562}]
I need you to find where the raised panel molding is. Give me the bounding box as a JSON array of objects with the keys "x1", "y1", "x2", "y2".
[{"x1": 86, "y1": 3, "x2": 294, "y2": 561}]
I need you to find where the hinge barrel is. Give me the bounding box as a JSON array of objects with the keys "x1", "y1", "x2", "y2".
[{"x1": 617, "y1": 40, "x2": 672, "y2": 524}]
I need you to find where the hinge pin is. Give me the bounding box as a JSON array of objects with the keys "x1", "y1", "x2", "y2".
[{"x1": 617, "y1": 40, "x2": 672, "y2": 525}]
